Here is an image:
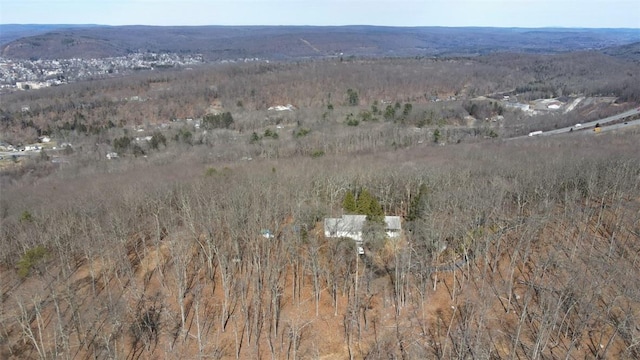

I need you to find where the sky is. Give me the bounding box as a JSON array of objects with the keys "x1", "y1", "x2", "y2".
[{"x1": 0, "y1": 0, "x2": 638, "y2": 28}]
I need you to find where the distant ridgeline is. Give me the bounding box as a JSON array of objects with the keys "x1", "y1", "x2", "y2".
[{"x1": 1, "y1": 25, "x2": 640, "y2": 60}]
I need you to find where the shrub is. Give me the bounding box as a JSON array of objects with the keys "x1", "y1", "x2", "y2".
[
  {"x1": 149, "y1": 131, "x2": 167, "y2": 150},
  {"x1": 293, "y1": 128, "x2": 310, "y2": 138},
  {"x1": 345, "y1": 113, "x2": 359, "y2": 126},
  {"x1": 113, "y1": 136, "x2": 132, "y2": 154},
  {"x1": 176, "y1": 128, "x2": 192, "y2": 145},
  {"x1": 132, "y1": 144, "x2": 146, "y2": 157},
  {"x1": 310, "y1": 150, "x2": 325, "y2": 158},
  {"x1": 264, "y1": 129, "x2": 279, "y2": 139},
  {"x1": 371, "y1": 100, "x2": 379, "y2": 114},
  {"x1": 20, "y1": 210, "x2": 33, "y2": 223},
  {"x1": 358, "y1": 110, "x2": 375, "y2": 122},
  {"x1": 205, "y1": 167, "x2": 217, "y2": 176}
]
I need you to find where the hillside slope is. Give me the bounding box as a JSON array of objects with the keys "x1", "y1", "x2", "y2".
[
  {"x1": 2, "y1": 135, "x2": 639, "y2": 359},
  {"x1": 2, "y1": 26, "x2": 640, "y2": 60}
]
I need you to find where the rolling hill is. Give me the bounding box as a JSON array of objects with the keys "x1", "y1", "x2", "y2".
[{"x1": 2, "y1": 25, "x2": 640, "y2": 60}]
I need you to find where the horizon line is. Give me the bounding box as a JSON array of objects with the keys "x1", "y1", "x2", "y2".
[{"x1": 1, "y1": 23, "x2": 639, "y2": 30}]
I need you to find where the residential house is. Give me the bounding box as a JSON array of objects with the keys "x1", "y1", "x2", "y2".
[{"x1": 324, "y1": 215, "x2": 402, "y2": 242}]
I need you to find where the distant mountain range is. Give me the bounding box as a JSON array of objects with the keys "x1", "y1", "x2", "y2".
[
  {"x1": 1, "y1": 25, "x2": 640, "y2": 60},
  {"x1": 0, "y1": 24, "x2": 103, "y2": 48}
]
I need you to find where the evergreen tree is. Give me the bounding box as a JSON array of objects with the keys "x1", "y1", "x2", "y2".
[
  {"x1": 407, "y1": 184, "x2": 429, "y2": 222},
  {"x1": 355, "y1": 189, "x2": 384, "y2": 222},
  {"x1": 343, "y1": 188, "x2": 385, "y2": 221},
  {"x1": 356, "y1": 189, "x2": 371, "y2": 214},
  {"x1": 342, "y1": 190, "x2": 357, "y2": 213},
  {"x1": 366, "y1": 194, "x2": 384, "y2": 223},
  {"x1": 384, "y1": 105, "x2": 396, "y2": 121},
  {"x1": 433, "y1": 129, "x2": 441, "y2": 143},
  {"x1": 403, "y1": 103, "x2": 413, "y2": 117},
  {"x1": 346, "y1": 88, "x2": 359, "y2": 106}
]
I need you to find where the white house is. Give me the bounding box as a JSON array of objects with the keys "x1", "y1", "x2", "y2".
[
  {"x1": 324, "y1": 215, "x2": 401, "y2": 242},
  {"x1": 267, "y1": 104, "x2": 295, "y2": 111}
]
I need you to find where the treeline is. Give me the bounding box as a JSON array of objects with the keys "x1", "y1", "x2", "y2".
[{"x1": 1, "y1": 133, "x2": 639, "y2": 358}]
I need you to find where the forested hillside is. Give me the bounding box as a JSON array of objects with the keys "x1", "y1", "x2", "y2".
[
  {"x1": 2, "y1": 51, "x2": 639, "y2": 148},
  {"x1": 2, "y1": 26, "x2": 639, "y2": 60},
  {"x1": 2, "y1": 132, "x2": 640, "y2": 359}
]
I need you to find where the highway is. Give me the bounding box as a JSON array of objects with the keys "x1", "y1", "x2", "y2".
[
  {"x1": 509, "y1": 106, "x2": 640, "y2": 140},
  {"x1": 594, "y1": 118, "x2": 640, "y2": 133}
]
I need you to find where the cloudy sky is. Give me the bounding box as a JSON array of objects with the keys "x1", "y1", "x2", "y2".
[{"x1": 1, "y1": 0, "x2": 638, "y2": 28}]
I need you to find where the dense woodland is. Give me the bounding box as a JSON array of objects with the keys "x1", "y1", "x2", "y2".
[{"x1": 1, "y1": 46, "x2": 640, "y2": 359}]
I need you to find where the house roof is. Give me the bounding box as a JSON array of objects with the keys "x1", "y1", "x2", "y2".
[
  {"x1": 384, "y1": 216, "x2": 402, "y2": 230},
  {"x1": 324, "y1": 215, "x2": 367, "y2": 233},
  {"x1": 324, "y1": 215, "x2": 401, "y2": 233}
]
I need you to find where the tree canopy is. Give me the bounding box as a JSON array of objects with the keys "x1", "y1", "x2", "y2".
[
  {"x1": 202, "y1": 112, "x2": 234, "y2": 130},
  {"x1": 342, "y1": 188, "x2": 384, "y2": 222}
]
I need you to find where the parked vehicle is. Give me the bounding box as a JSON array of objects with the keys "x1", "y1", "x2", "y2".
[{"x1": 528, "y1": 130, "x2": 543, "y2": 137}]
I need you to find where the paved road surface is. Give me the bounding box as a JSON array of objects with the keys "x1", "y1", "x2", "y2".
[{"x1": 509, "y1": 107, "x2": 640, "y2": 140}]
